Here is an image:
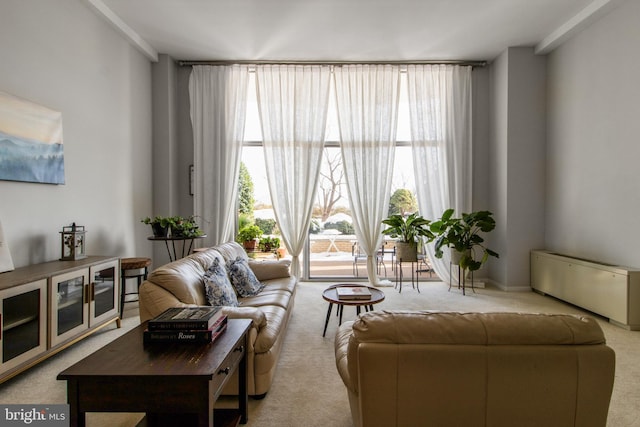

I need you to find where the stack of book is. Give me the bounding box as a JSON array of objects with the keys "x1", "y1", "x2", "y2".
[
  {"x1": 336, "y1": 286, "x2": 372, "y2": 300},
  {"x1": 143, "y1": 306, "x2": 227, "y2": 344}
]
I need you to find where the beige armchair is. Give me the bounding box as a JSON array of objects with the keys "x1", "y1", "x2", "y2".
[{"x1": 335, "y1": 311, "x2": 615, "y2": 427}]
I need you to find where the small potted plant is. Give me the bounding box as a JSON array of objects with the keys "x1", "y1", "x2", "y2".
[
  {"x1": 259, "y1": 236, "x2": 280, "y2": 253},
  {"x1": 430, "y1": 209, "x2": 499, "y2": 272},
  {"x1": 237, "y1": 225, "x2": 263, "y2": 251},
  {"x1": 382, "y1": 212, "x2": 435, "y2": 262},
  {"x1": 169, "y1": 215, "x2": 204, "y2": 238},
  {"x1": 141, "y1": 216, "x2": 172, "y2": 238}
]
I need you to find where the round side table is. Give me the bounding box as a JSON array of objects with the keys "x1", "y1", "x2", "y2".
[{"x1": 322, "y1": 284, "x2": 385, "y2": 337}]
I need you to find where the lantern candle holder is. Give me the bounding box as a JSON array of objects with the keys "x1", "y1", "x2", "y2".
[{"x1": 60, "y1": 223, "x2": 87, "y2": 261}]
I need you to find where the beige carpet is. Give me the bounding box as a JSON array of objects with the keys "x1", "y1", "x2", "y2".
[{"x1": 1, "y1": 282, "x2": 639, "y2": 427}]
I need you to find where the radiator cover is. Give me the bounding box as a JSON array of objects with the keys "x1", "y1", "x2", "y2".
[{"x1": 531, "y1": 250, "x2": 640, "y2": 330}]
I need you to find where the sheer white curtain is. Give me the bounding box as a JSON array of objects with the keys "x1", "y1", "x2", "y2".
[
  {"x1": 333, "y1": 64, "x2": 400, "y2": 286},
  {"x1": 407, "y1": 64, "x2": 472, "y2": 284},
  {"x1": 189, "y1": 65, "x2": 250, "y2": 246},
  {"x1": 255, "y1": 65, "x2": 331, "y2": 277}
]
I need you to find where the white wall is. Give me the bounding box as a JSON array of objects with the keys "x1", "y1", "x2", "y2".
[
  {"x1": 0, "y1": 0, "x2": 153, "y2": 268},
  {"x1": 546, "y1": 0, "x2": 640, "y2": 268},
  {"x1": 488, "y1": 47, "x2": 546, "y2": 290}
]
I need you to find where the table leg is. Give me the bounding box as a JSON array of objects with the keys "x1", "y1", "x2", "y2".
[
  {"x1": 197, "y1": 409, "x2": 211, "y2": 427},
  {"x1": 171, "y1": 240, "x2": 178, "y2": 261},
  {"x1": 323, "y1": 303, "x2": 333, "y2": 337},
  {"x1": 164, "y1": 240, "x2": 173, "y2": 262},
  {"x1": 239, "y1": 336, "x2": 248, "y2": 424},
  {"x1": 66, "y1": 379, "x2": 85, "y2": 427}
]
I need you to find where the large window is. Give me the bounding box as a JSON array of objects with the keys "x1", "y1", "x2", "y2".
[{"x1": 240, "y1": 71, "x2": 421, "y2": 280}]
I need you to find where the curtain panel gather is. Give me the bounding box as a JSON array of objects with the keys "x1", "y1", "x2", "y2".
[
  {"x1": 333, "y1": 64, "x2": 401, "y2": 286},
  {"x1": 255, "y1": 64, "x2": 331, "y2": 277},
  {"x1": 407, "y1": 64, "x2": 473, "y2": 284},
  {"x1": 189, "y1": 65, "x2": 250, "y2": 246}
]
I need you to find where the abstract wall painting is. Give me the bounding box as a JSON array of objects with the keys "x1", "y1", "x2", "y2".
[{"x1": 0, "y1": 91, "x2": 65, "y2": 184}]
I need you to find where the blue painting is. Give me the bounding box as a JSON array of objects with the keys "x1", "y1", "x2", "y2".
[{"x1": 0, "y1": 91, "x2": 65, "y2": 184}]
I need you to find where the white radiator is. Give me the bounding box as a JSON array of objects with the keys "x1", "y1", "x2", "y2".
[{"x1": 531, "y1": 250, "x2": 640, "y2": 330}]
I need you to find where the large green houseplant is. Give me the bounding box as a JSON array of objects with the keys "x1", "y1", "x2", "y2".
[
  {"x1": 382, "y1": 212, "x2": 435, "y2": 262},
  {"x1": 430, "y1": 209, "x2": 499, "y2": 272}
]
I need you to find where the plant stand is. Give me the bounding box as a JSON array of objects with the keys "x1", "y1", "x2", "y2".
[
  {"x1": 394, "y1": 259, "x2": 420, "y2": 293},
  {"x1": 147, "y1": 235, "x2": 206, "y2": 262},
  {"x1": 449, "y1": 262, "x2": 475, "y2": 295}
]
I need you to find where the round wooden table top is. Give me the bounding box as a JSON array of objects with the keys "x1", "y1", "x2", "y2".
[
  {"x1": 322, "y1": 283, "x2": 385, "y2": 306},
  {"x1": 121, "y1": 257, "x2": 152, "y2": 270}
]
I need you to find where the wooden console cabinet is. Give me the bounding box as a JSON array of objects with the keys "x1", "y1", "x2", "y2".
[{"x1": 0, "y1": 256, "x2": 120, "y2": 383}]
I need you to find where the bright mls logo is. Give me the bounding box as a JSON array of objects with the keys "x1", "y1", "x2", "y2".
[{"x1": 0, "y1": 405, "x2": 68, "y2": 426}]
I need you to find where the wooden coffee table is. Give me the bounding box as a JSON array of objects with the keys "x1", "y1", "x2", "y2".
[
  {"x1": 58, "y1": 318, "x2": 252, "y2": 427},
  {"x1": 322, "y1": 284, "x2": 385, "y2": 337}
]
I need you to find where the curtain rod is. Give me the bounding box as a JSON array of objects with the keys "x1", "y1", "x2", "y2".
[{"x1": 177, "y1": 59, "x2": 487, "y2": 68}]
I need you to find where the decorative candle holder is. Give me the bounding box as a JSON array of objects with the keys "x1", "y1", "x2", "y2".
[{"x1": 60, "y1": 223, "x2": 87, "y2": 261}]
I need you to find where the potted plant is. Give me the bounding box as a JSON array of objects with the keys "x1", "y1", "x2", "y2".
[
  {"x1": 382, "y1": 212, "x2": 435, "y2": 262},
  {"x1": 168, "y1": 215, "x2": 204, "y2": 238},
  {"x1": 259, "y1": 236, "x2": 280, "y2": 253},
  {"x1": 430, "y1": 209, "x2": 499, "y2": 272},
  {"x1": 141, "y1": 216, "x2": 172, "y2": 238},
  {"x1": 237, "y1": 224, "x2": 263, "y2": 251}
]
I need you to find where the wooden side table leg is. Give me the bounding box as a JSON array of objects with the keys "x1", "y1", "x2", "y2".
[
  {"x1": 323, "y1": 303, "x2": 333, "y2": 337},
  {"x1": 66, "y1": 379, "x2": 85, "y2": 427},
  {"x1": 239, "y1": 336, "x2": 248, "y2": 424}
]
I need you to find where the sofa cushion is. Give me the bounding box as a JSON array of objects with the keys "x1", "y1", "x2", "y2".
[
  {"x1": 216, "y1": 242, "x2": 249, "y2": 263},
  {"x1": 239, "y1": 290, "x2": 291, "y2": 310},
  {"x1": 145, "y1": 256, "x2": 208, "y2": 305},
  {"x1": 260, "y1": 276, "x2": 297, "y2": 295},
  {"x1": 248, "y1": 259, "x2": 291, "y2": 281},
  {"x1": 351, "y1": 311, "x2": 607, "y2": 345},
  {"x1": 203, "y1": 258, "x2": 238, "y2": 307},
  {"x1": 228, "y1": 257, "x2": 265, "y2": 297}
]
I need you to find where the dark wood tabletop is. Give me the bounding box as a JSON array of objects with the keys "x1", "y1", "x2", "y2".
[{"x1": 59, "y1": 318, "x2": 248, "y2": 378}]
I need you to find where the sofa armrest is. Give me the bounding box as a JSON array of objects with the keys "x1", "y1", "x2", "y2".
[
  {"x1": 138, "y1": 281, "x2": 197, "y2": 323},
  {"x1": 221, "y1": 306, "x2": 267, "y2": 330},
  {"x1": 335, "y1": 321, "x2": 357, "y2": 394}
]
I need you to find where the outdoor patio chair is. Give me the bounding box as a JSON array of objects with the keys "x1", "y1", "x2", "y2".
[{"x1": 352, "y1": 242, "x2": 387, "y2": 277}]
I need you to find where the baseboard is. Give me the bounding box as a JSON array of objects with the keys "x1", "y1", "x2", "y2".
[{"x1": 484, "y1": 279, "x2": 532, "y2": 292}]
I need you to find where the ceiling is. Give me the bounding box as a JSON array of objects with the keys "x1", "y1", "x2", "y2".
[{"x1": 93, "y1": 0, "x2": 620, "y2": 63}]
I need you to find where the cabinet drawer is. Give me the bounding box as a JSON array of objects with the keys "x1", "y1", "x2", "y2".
[{"x1": 210, "y1": 342, "x2": 244, "y2": 396}]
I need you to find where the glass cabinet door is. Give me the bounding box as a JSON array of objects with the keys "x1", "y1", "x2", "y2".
[
  {"x1": 0, "y1": 279, "x2": 47, "y2": 374},
  {"x1": 90, "y1": 260, "x2": 119, "y2": 324},
  {"x1": 50, "y1": 269, "x2": 89, "y2": 347}
]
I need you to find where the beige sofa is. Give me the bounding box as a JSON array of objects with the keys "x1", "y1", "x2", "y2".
[
  {"x1": 335, "y1": 311, "x2": 615, "y2": 427},
  {"x1": 138, "y1": 241, "x2": 296, "y2": 398}
]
